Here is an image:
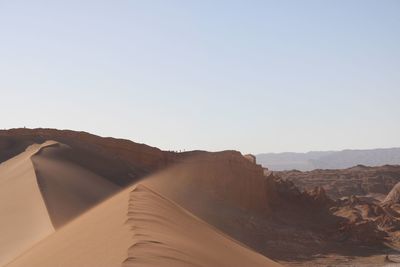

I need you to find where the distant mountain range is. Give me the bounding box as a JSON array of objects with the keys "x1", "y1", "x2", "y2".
[{"x1": 256, "y1": 148, "x2": 400, "y2": 171}]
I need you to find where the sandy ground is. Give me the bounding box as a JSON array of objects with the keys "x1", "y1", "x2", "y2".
[
  {"x1": 3, "y1": 139, "x2": 397, "y2": 267},
  {"x1": 1, "y1": 132, "x2": 399, "y2": 267},
  {"x1": 3, "y1": 142, "x2": 281, "y2": 267},
  {"x1": 0, "y1": 141, "x2": 56, "y2": 266},
  {"x1": 31, "y1": 144, "x2": 120, "y2": 228},
  {"x1": 5, "y1": 184, "x2": 133, "y2": 267},
  {"x1": 5, "y1": 183, "x2": 280, "y2": 267},
  {"x1": 123, "y1": 184, "x2": 281, "y2": 267}
]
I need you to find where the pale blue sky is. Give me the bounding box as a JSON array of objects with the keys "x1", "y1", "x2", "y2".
[{"x1": 0, "y1": 1, "x2": 399, "y2": 153}]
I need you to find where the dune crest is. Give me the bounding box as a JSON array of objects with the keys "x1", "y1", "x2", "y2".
[
  {"x1": 4, "y1": 129, "x2": 395, "y2": 266},
  {"x1": 31, "y1": 143, "x2": 121, "y2": 228},
  {"x1": 0, "y1": 140, "x2": 124, "y2": 266},
  {"x1": 0, "y1": 141, "x2": 57, "y2": 266},
  {"x1": 123, "y1": 185, "x2": 280, "y2": 267},
  {"x1": 5, "y1": 181, "x2": 281, "y2": 267}
]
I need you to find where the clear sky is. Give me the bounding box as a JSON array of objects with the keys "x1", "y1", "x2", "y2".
[{"x1": 0, "y1": 1, "x2": 399, "y2": 154}]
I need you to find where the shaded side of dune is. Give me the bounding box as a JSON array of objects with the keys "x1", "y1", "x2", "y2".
[
  {"x1": 123, "y1": 185, "x2": 281, "y2": 267},
  {"x1": 31, "y1": 143, "x2": 121, "y2": 228},
  {"x1": 141, "y1": 155, "x2": 392, "y2": 263},
  {"x1": 0, "y1": 128, "x2": 177, "y2": 186},
  {"x1": 4, "y1": 182, "x2": 280, "y2": 267}
]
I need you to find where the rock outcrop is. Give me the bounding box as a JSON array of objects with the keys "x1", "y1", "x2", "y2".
[
  {"x1": 276, "y1": 165, "x2": 400, "y2": 200},
  {"x1": 383, "y1": 182, "x2": 400, "y2": 206}
]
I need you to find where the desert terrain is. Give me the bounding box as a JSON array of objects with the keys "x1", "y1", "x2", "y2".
[{"x1": 1, "y1": 128, "x2": 400, "y2": 266}]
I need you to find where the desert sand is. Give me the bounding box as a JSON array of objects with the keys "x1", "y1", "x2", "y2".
[
  {"x1": 124, "y1": 184, "x2": 280, "y2": 267},
  {"x1": 31, "y1": 143, "x2": 120, "y2": 228},
  {"x1": 5, "y1": 181, "x2": 280, "y2": 267},
  {"x1": 0, "y1": 141, "x2": 56, "y2": 266},
  {"x1": 2, "y1": 128, "x2": 399, "y2": 266},
  {"x1": 1, "y1": 138, "x2": 280, "y2": 267}
]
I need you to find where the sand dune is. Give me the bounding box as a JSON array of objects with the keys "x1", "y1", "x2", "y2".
[
  {"x1": 6, "y1": 182, "x2": 280, "y2": 267},
  {"x1": 0, "y1": 128, "x2": 177, "y2": 184},
  {"x1": 123, "y1": 185, "x2": 280, "y2": 267},
  {"x1": 0, "y1": 140, "x2": 123, "y2": 265},
  {"x1": 5, "y1": 184, "x2": 132, "y2": 267},
  {"x1": 0, "y1": 141, "x2": 56, "y2": 266},
  {"x1": 2, "y1": 129, "x2": 399, "y2": 266},
  {"x1": 2, "y1": 139, "x2": 280, "y2": 267},
  {"x1": 140, "y1": 154, "x2": 274, "y2": 255},
  {"x1": 31, "y1": 143, "x2": 120, "y2": 228}
]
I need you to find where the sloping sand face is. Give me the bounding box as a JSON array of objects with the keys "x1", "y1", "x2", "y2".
[
  {"x1": 0, "y1": 142, "x2": 56, "y2": 266},
  {"x1": 5, "y1": 182, "x2": 281, "y2": 267},
  {"x1": 5, "y1": 185, "x2": 133, "y2": 267},
  {"x1": 2, "y1": 139, "x2": 280, "y2": 267},
  {"x1": 123, "y1": 185, "x2": 281, "y2": 267},
  {"x1": 140, "y1": 156, "x2": 275, "y2": 254},
  {"x1": 31, "y1": 144, "x2": 120, "y2": 228},
  {"x1": 0, "y1": 141, "x2": 123, "y2": 266}
]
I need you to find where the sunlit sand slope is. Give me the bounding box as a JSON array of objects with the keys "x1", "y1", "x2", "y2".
[
  {"x1": 6, "y1": 182, "x2": 281, "y2": 267},
  {"x1": 5, "y1": 185, "x2": 132, "y2": 267},
  {"x1": 123, "y1": 185, "x2": 281, "y2": 267},
  {"x1": 0, "y1": 142, "x2": 56, "y2": 266}
]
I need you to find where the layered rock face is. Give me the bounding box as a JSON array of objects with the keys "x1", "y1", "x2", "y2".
[
  {"x1": 276, "y1": 165, "x2": 400, "y2": 200},
  {"x1": 383, "y1": 182, "x2": 400, "y2": 206},
  {"x1": 331, "y1": 181, "x2": 400, "y2": 249},
  {"x1": 275, "y1": 165, "x2": 400, "y2": 256}
]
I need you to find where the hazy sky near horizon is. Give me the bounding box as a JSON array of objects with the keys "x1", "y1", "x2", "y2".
[{"x1": 1, "y1": 1, "x2": 399, "y2": 154}]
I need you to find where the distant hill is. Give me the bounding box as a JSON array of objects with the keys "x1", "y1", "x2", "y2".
[{"x1": 257, "y1": 148, "x2": 400, "y2": 171}]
